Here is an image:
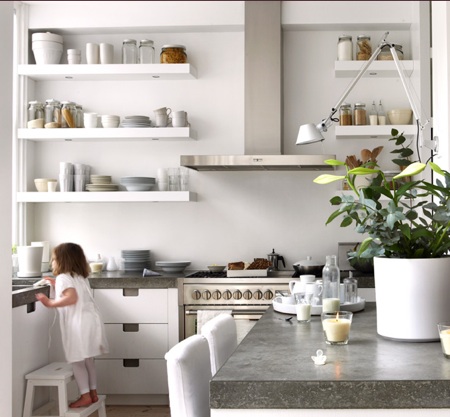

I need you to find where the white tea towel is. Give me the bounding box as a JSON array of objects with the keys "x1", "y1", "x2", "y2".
[{"x1": 197, "y1": 310, "x2": 232, "y2": 334}]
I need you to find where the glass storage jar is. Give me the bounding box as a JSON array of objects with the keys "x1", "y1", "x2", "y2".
[
  {"x1": 75, "y1": 105, "x2": 84, "y2": 128},
  {"x1": 139, "y1": 39, "x2": 155, "y2": 64},
  {"x1": 61, "y1": 101, "x2": 77, "y2": 128},
  {"x1": 378, "y1": 44, "x2": 404, "y2": 60},
  {"x1": 354, "y1": 103, "x2": 367, "y2": 125},
  {"x1": 339, "y1": 103, "x2": 353, "y2": 125},
  {"x1": 160, "y1": 44, "x2": 187, "y2": 63},
  {"x1": 27, "y1": 101, "x2": 44, "y2": 122},
  {"x1": 356, "y1": 35, "x2": 372, "y2": 60},
  {"x1": 122, "y1": 39, "x2": 138, "y2": 64},
  {"x1": 337, "y1": 35, "x2": 353, "y2": 61},
  {"x1": 44, "y1": 99, "x2": 61, "y2": 127}
]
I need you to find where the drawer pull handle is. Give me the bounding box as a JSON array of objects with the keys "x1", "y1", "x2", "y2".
[
  {"x1": 123, "y1": 323, "x2": 139, "y2": 332},
  {"x1": 123, "y1": 288, "x2": 139, "y2": 297},
  {"x1": 27, "y1": 303, "x2": 36, "y2": 314},
  {"x1": 123, "y1": 359, "x2": 139, "y2": 367}
]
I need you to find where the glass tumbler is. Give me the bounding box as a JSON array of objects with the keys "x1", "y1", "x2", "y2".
[{"x1": 168, "y1": 168, "x2": 180, "y2": 191}]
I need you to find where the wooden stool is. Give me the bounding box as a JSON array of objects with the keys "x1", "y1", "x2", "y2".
[{"x1": 23, "y1": 362, "x2": 106, "y2": 417}]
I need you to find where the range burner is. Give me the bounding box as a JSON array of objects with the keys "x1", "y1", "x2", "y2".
[{"x1": 185, "y1": 270, "x2": 227, "y2": 278}]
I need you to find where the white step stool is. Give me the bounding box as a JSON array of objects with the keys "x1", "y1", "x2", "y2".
[{"x1": 23, "y1": 362, "x2": 106, "y2": 417}]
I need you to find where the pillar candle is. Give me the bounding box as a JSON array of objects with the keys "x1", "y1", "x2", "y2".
[
  {"x1": 323, "y1": 318, "x2": 351, "y2": 342},
  {"x1": 440, "y1": 329, "x2": 450, "y2": 356}
]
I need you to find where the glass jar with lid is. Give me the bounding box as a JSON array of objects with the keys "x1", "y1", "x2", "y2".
[
  {"x1": 61, "y1": 101, "x2": 77, "y2": 128},
  {"x1": 356, "y1": 35, "x2": 372, "y2": 60},
  {"x1": 339, "y1": 103, "x2": 353, "y2": 125},
  {"x1": 378, "y1": 44, "x2": 404, "y2": 61},
  {"x1": 75, "y1": 105, "x2": 84, "y2": 128},
  {"x1": 28, "y1": 101, "x2": 44, "y2": 122},
  {"x1": 122, "y1": 39, "x2": 138, "y2": 64},
  {"x1": 160, "y1": 45, "x2": 187, "y2": 64},
  {"x1": 354, "y1": 103, "x2": 367, "y2": 125},
  {"x1": 44, "y1": 99, "x2": 61, "y2": 127},
  {"x1": 337, "y1": 35, "x2": 353, "y2": 61},
  {"x1": 139, "y1": 39, "x2": 155, "y2": 64}
]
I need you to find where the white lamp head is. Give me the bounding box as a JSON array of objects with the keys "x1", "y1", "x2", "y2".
[{"x1": 296, "y1": 123, "x2": 325, "y2": 145}]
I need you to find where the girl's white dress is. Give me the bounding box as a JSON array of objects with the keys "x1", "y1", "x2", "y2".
[{"x1": 55, "y1": 273, "x2": 109, "y2": 363}]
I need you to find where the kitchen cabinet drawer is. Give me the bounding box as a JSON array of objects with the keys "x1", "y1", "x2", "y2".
[
  {"x1": 101, "y1": 323, "x2": 168, "y2": 359},
  {"x1": 96, "y1": 359, "x2": 168, "y2": 395},
  {"x1": 94, "y1": 289, "x2": 168, "y2": 323}
]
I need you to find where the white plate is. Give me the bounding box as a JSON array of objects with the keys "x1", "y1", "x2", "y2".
[
  {"x1": 272, "y1": 297, "x2": 366, "y2": 316},
  {"x1": 227, "y1": 269, "x2": 268, "y2": 277}
]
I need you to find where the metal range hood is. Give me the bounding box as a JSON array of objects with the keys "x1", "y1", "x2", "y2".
[{"x1": 180, "y1": 1, "x2": 334, "y2": 172}]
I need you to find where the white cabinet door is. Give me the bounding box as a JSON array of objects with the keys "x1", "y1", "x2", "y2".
[{"x1": 94, "y1": 288, "x2": 168, "y2": 323}]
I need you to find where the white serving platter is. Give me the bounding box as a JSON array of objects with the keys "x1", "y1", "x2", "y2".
[
  {"x1": 226, "y1": 269, "x2": 268, "y2": 278},
  {"x1": 272, "y1": 296, "x2": 366, "y2": 316}
]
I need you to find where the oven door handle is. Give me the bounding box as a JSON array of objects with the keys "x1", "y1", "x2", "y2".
[{"x1": 185, "y1": 309, "x2": 264, "y2": 319}]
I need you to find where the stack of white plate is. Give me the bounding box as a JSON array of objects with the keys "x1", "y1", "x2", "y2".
[
  {"x1": 155, "y1": 261, "x2": 191, "y2": 273},
  {"x1": 120, "y1": 115, "x2": 151, "y2": 128},
  {"x1": 120, "y1": 177, "x2": 156, "y2": 191},
  {"x1": 121, "y1": 250, "x2": 151, "y2": 271},
  {"x1": 86, "y1": 175, "x2": 119, "y2": 192}
]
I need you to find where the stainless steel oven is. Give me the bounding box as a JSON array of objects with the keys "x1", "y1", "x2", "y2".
[{"x1": 179, "y1": 272, "x2": 291, "y2": 343}]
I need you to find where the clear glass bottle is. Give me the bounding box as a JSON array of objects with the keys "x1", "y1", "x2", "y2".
[
  {"x1": 337, "y1": 35, "x2": 353, "y2": 61},
  {"x1": 122, "y1": 39, "x2": 138, "y2": 64},
  {"x1": 369, "y1": 101, "x2": 378, "y2": 126},
  {"x1": 354, "y1": 102, "x2": 367, "y2": 125},
  {"x1": 339, "y1": 103, "x2": 353, "y2": 125},
  {"x1": 377, "y1": 100, "x2": 386, "y2": 125},
  {"x1": 356, "y1": 35, "x2": 372, "y2": 60},
  {"x1": 322, "y1": 255, "x2": 340, "y2": 312},
  {"x1": 139, "y1": 39, "x2": 155, "y2": 64}
]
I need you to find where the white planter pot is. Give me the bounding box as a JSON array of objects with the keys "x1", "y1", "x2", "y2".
[{"x1": 374, "y1": 257, "x2": 450, "y2": 341}]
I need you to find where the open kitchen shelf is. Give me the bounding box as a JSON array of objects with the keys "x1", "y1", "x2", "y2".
[
  {"x1": 334, "y1": 60, "x2": 414, "y2": 78},
  {"x1": 17, "y1": 191, "x2": 196, "y2": 203},
  {"x1": 18, "y1": 63, "x2": 197, "y2": 81},
  {"x1": 335, "y1": 125, "x2": 417, "y2": 139},
  {"x1": 18, "y1": 127, "x2": 196, "y2": 141}
]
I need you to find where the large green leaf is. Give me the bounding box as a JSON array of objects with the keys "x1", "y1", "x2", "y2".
[
  {"x1": 393, "y1": 162, "x2": 426, "y2": 179},
  {"x1": 313, "y1": 174, "x2": 345, "y2": 184}
]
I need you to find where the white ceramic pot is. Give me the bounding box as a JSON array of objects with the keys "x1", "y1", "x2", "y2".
[
  {"x1": 374, "y1": 257, "x2": 450, "y2": 341},
  {"x1": 354, "y1": 174, "x2": 375, "y2": 189}
]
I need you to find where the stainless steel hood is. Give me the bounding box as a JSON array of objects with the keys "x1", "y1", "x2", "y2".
[{"x1": 180, "y1": 1, "x2": 334, "y2": 172}]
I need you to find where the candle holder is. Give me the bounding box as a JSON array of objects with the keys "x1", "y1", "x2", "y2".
[
  {"x1": 321, "y1": 311, "x2": 353, "y2": 345},
  {"x1": 437, "y1": 322, "x2": 450, "y2": 358}
]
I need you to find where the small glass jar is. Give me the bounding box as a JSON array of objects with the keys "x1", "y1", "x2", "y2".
[
  {"x1": 337, "y1": 35, "x2": 353, "y2": 61},
  {"x1": 356, "y1": 35, "x2": 372, "y2": 60},
  {"x1": 354, "y1": 103, "x2": 367, "y2": 125},
  {"x1": 61, "y1": 101, "x2": 77, "y2": 128},
  {"x1": 160, "y1": 44, "x2": 187, "y2": 64},
  {"x1": 378, "y1": 44, "x2": 404, "y2": 61},
  {"x1": 44, "y1": 99, "x2": 61, "y2": 127},
  {"x1": 339, "y1": 103, "x2": 353, "y2": 125},
  {"x1": 122, "y1": 39, "x2": 138, "y2": 64},
  {"x1": 75, "y1": 105, "x2": 84, "y2": 128},
  {"x1": 139, "y1": 39, "x2": 155, "y2": 64},
  {"x1": 27, "y1": 101, "x2": 44, "y2": 122}
]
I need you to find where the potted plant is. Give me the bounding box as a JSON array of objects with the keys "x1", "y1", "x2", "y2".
[{"x1": 314, "y1": 129, "x2": 450, "y2": 341}]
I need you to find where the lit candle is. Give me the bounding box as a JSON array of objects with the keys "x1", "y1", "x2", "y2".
[
  {"x1": 439, "y1": 329, "x2": 450, "y2": 357},
  {"x1": 322, "y1": 297, "x2": 340, "y2": 313},
  {"x1": 322, "y1": 311, "x2": 353, "y2": 345}
]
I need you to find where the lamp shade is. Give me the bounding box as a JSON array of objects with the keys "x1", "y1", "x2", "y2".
[{"x1": 296, "y1": 123, "x2": 325, "y2": 145}]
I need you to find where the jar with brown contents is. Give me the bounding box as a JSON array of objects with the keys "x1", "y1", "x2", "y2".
[
  {"x1": 356, "y1": 35, "x2": 372, "y2": 60},
  {"x1": 339, "y1": 103, "x2": 353, "y2": 126},
  {"x1": 160, "y1": 44, "x2": 187, "y2": 64},
  {"x1": 354, "y1": 103, "x2": 367, "y2": 125}
]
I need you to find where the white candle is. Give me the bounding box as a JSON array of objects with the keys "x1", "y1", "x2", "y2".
[
  {"x1": 323, "y1": 318, "x2": 351, "y2": 342},
  {"x1": 296, "y1": 304, "x2": 311, "y2": 322},
  {"x1": 322, "y1": 298, "x2": 340, "y2": 313},
  {"x1": 440, "y1": 329, "x2": 450, "y2": 356}
]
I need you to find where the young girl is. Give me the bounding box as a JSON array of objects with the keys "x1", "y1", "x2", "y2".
[{"x1": 36, "y1": 242, "x2": 109, "y2": 408}]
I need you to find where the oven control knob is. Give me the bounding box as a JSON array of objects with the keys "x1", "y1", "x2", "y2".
[
  {"x1": 263, "y1": 290, "x2": 274, "y2": 300},
  {"x1": 202, "y1": 290, "x2": 212, "y2": 300},
  {"x1": 212, "y1": 290, "x2": 221, "y2": 300},
  {"x1": 223, "y1": 290, "x2": 232, "y2": 300},
  {"x1": 192, "y1": 290, "x2": 201, "y2": 300},
  {"x1": 253, "y1": 290, "x2": 263, "y2": 300},
  {"x1": 243, "y1": 290, "x2": 252, "y2": 300},
  {"x1": 233, "y1": 290, "x2": 242, "y2": 300}
]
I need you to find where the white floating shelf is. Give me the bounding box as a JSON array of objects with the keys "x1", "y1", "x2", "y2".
[
  {"x1": 335, "y1": 125, "x2": 417, "y2": 139},
  {"x1": 18, "y1": 63, "x2": 197, "y2": 81},
  {"x1": 17, "y1": 191, "x2": 196, "y2": 203},
  {"x1": 334, "y1": 60, "x2": 414, "y2": 78},
  {"x1": 18, "y1": 127, "x2": 195, "y2": 142}
]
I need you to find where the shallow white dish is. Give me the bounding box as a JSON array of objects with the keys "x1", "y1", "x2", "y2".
[
  {"x1": 156, "y1": 261, "x2": 191, "y2": 273},
  {"x1": 272, "y1": 296, "x2": 366, "y2": 316},
  {"x1": 208, "y1": 265, "x2": 226, "y2": 273},
  {"x1": 227, "y1": 269, "x2": 268, "y2": 277},
  {"x1": 123, "y1": 184, "x2": 155, "y2": 191}
]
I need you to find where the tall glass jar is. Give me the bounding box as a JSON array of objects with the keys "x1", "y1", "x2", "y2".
[
  {"x1": 337, "y1": 35, "x2": 352, "y2": 61},
  {"x1": 139, "y1": 39, "x2": 155, "y2": 64},
  {"x1": 44, "y1": 99, "x2": 61, "y2": 127},
  {"x1": 322, "y1": 255, "x2": 340, "y2": 313},
  {"x1": 339, "y1": 103, "x2": 353, "y2": 125},
  {"x1": 354, "y1": 102, "x2": 367, "y2": 125},
  {"x1": 75, "y1": 105, "x2": 84, "y2": 128},
  {"x1": 27, "y1": 101, "x2": 44, "y2": 122},
  {"x1": 378, "y1": 44, "x2": 404, "y2": 61},
  {"x1": 61, "y1": 101, "x2": 77, "y2": 128},
  {"x1": 122, "y1": 39, "x2": 138, "y2": 64},
  {"x1": 356, "y1": 35, "x2": 372, "y2": 60}
]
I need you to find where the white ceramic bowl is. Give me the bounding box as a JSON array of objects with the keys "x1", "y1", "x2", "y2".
[
  {"x1": 123, "y1": 184, "x2": 155, "y2": 192},
  {"x1": 101, "y1": 121, "x2": 120, "y2": 128},
  {"x1": 32, "y1": 47, "x2": 63, "y2": 65},
  {"x1": 34, "y1": 178, "x2": 57, "y2": 192},
  {"x1": 207, "y1": 265, "x2": 226, "y2": 273},
  {"x1": 388, "y1": 109, "x2": 413, "y2": 125}
]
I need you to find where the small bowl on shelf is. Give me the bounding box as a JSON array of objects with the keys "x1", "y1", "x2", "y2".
[
  {"x1": 207, "y1": 265, "x2": 226, "y2": 273},
  {"x1": 34, "y1": 178, "x2": 57, "y2": 192},
  {"x1": 388, "y1": 108, "x2": 413, "y2": 125}
]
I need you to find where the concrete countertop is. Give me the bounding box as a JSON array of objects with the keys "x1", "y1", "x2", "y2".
[{"x1": 210, "y1": 303, "x2": 450, "y2": 409}]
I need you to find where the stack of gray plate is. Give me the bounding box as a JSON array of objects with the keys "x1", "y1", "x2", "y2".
[
  {"x1": 120, "y1": 115, "x2": 151, "y2": 128},
  {"x1": 155, "y1": 261, "x2": 191, "y2": 273},
  {"x1": 121, "y1": 250, "x2": 151, "y2": 271}
]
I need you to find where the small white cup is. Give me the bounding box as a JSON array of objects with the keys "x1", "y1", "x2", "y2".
[
  {"x1": 154, "y1": 107, "x2": 172, "y2": 116},
  {"x1": 155, "y1": 113, "x2": 169, "y2": 127},
  {"x1": 100, "y1": 43, "x2": 114, "y2": 64},
  {"x1": 84, "y1": 112, "x2": 98, "y2": 128},
  {"x1": 86, "y1": 43, "x2": 100, "y2": 65},
  {"x1": 172, "y1": 116, "x2": 187, "y2": 127},
  {"x1": 47, "y1": 181, "x2": 57, "y2": 192},
  {"x1": 67, "y1": 49, "x2": 81, "y2": 65}
]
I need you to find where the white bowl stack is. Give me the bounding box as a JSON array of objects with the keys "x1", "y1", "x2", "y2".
[
  {"x1": 32, "y1": 32, "x2": 63, "y2": 65},
  {"x1": 120, "y1": 177, "x2": 156, "y2": 191},
  {"x1": 101, "y1": 115, "x2": 120, "y2": 128}
]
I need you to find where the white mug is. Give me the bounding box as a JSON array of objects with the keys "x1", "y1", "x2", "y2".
[
  {"x1": 172, "y1": 111, "x2": 188, "y2": 127},
  {"x1": 155, "y1": 113, "x2": 170, "y2": 127},
  {"x1": 86, "y1": 43, "x2": 99, "y2": 64},
  {"x1": 154, "y1": 107, "x2": 172, "y2": 116},
  {"x1": 100, "y1": 43, "x2": 114, "y2": 64}
]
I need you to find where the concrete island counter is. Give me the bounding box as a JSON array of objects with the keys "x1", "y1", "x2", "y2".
[{"x1": 210, "y1": 303, "x2": 450, "y2": 416}]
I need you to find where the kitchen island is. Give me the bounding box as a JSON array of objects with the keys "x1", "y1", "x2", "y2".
[{"x1": 210, "y1": 303, "x2": 450, "y2": 416}]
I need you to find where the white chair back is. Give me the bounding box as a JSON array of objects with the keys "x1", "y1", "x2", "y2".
[
  {"x1": 201, "y1": 313, "x2": 238, "y2": 375},
  {"x1": 165, "y1": 334, "x2": 211, "y2": 417}
]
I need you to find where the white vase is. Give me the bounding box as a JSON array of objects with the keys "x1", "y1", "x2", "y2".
[
  {"x1": 374, "y1": 257, "x2": 450, "y2": 341},
  {"x1": 354, "y1": 174, "x2": 375, "y2": 189}
]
